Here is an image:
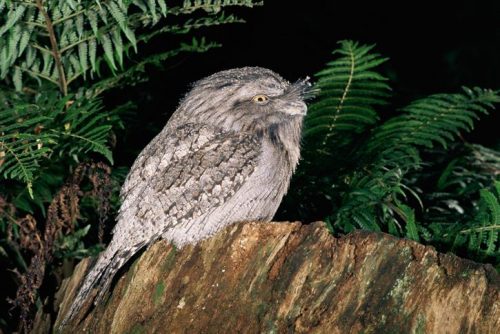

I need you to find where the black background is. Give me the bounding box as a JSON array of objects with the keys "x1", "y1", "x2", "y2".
[{"x1": 112, "y1": 0, "x2": 499, "y2": 166}]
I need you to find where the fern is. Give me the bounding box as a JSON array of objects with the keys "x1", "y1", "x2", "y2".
[
  {"x1": 52, "y1": 97, "x2": 115, "y2": 164},
  {"x1": 332, "y1": 162, "x2": 417, "y2": 237},
  {"x1": 0, "y1": 133, "x2": 52, "y2": 198},
  {"x1": 409, "y1": 143, "x2": 500, "y2": 226},
  {"x1": 304, "y1": 40, "x2": 390, "y2": 151},
  {"x1": 287, "y1": 41, "x2": 391, "y2": 224},
  {"x1": 291, "y1": 40, "x2": 500, "y2": 261},
  {"x1": 0, "y1": 0, "x2": 261, "y2": 93},
  {"x1": 0, "y1": 0, "x2": 259, "y2": 192},
  {"x1": 85, "y1": 37, "x2": 220, "y2": 97},
  {"x1": 429, "y1": 182, "x2": 500, "y2": 261},
  {"x1": 368, "y1": 87, "x2": 500, "y2": 156},
  {"x1": 336, "y1": 89, "x2": 499, "y2": 233},
  {"x1": 0, "y1": 93, "x2": 55, "y2": 196},
  {"x1": 0, "y1": 90, "x2": 118, "y2": 195}
]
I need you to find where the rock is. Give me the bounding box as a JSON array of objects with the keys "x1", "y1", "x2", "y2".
[{"x1": 54, "y1": 221, "x2": 499, "y2": 333}]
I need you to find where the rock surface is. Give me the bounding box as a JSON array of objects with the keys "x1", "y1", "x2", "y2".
[{"x1": 54, "y1": 221, "x2": 499, "y2": 333}]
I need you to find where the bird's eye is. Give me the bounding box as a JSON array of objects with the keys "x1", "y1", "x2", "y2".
[{"x1": 252, "y1": 94, "x2": 269, "y2": 104}]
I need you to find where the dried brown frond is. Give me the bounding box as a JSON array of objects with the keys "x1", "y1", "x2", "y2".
[
  {"x1": 8, "y1": 161, "x2": 113, "y2": 333},
  {"x1": 87, "y1": 162, "x2": 112, "y2": 243}
]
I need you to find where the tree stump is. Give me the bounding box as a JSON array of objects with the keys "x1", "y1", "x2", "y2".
[{"x1": 53, "y1": 221, "x2": 499, "y2": 333}]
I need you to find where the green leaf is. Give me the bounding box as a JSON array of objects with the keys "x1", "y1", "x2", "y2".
[
  {"x1": 399, "y1": 204, "x2": 420, "y2": 242},
  {"x1": 78, "y1": 41, "x2": 89, "y2": 78},
  {"x1": 100, "y1": 33, "x2": 117, "y2": 71},
  {"x1": 158, "y1": 0, "x2": 167, "y2": 16},
  {"x1": 12, "y1": 66, "x2": 22, "y2": 91},
  {"x1": 304, "y1": 40, "x2": 390, "y2": 149}
]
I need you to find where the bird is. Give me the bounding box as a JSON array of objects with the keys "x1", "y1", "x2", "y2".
[{"x1": 61, "y1": 67, "x2": 311, "y2": 325}]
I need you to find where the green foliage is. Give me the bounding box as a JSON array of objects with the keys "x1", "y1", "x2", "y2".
[
  {"x1": 0, "y1": 90, "x2": 117, "y2": 197},
  {"x1": 86, "y1": 36, "x2": 221, "y2": 97},
  {"x1": 0, "y1": 0, "x2": 260, "y2": 93},
  {"x1": 291, "y1": 40, "x2": 500, "y2": 267},
  {"x1": 333, "y1": 87, "x2": 499, "y2": 238},
  {"x1": 0, "y1": 0, "x2": 261, "y2": 192},
  {"x1": 404, "y1": 143, "x2": 499, "y2": 226},
  {"x1": 368, "y1": 87, "x2": 498, "y2": 158},
  {"x1": 413, "y1": 145, "x2": 500, "y2": 263},
  {"x1": 453, "y1": 183, "x2": 499, "y2": 259},
  {"x1": 0, "y1": 93, "x2": 54, "y2": 196},
  {"x1": 304, "y1": 41, "x2": 390, "y2": 150}
]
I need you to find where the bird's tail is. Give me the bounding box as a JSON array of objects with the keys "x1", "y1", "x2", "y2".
[{"x1": 59, "y1": 239, "x2": 139, "y2": 327}]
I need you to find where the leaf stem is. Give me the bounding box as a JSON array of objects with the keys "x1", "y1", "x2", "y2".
[
  {"x1": 15, "y1": 65, "x2": 60, "y2": 85},
  {"x1": 35, "y1": 0, "x2": 67, "y2": 96},
  {"x1": 461, "y1": 225, "x2": 500, "y2": 234},
  {"x1": 322, "y1": 42, "x2": 355, "y2": 146}
]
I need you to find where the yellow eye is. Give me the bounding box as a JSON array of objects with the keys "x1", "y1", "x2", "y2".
[{"x1": 252, "y1": 94, "x2": 269, "y2": 104}]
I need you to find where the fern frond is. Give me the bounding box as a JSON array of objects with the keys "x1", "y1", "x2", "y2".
[
  {"x1": 137, "y1": 12, "x2": 246, "y2": 45},
  {"x1": 357, "y1": 88, "x2": 500, "y2": 199},
  {"x1": 175, "y1": 0, "x2": 262, "y2": 15},
  {"x1": 304, "y1": 40, "x2": 390, "y2": 149},
  {"x1": 0, "y1": 90, "x2": 117, "y2": 192},
  {"x1": 346, "y1": 89, "x2": 499, "y2": 237},
  {"x1": 0, "y1": 95, "x2": 56, "y2": 196},
  {"x1": 369, "y1": 87, "x2": 500, "y2": 154},
  {"x1": 418, "y1": 144, "x2": 500, "y2": 223},
  {"x1": 454, "y1": 183, "x2": 500, "y2": 259},
  {"x1": 0, "y1": 133, "x2": 53, "y2": 197},
  {"x1": 288, "y1": 41, "x2": 393, "y2": 230},
  {"x1": 397, "y1": 203, "x2": 420, "y2": 241},
  {"x1": 51, "y1": 97, "x2": 114, "y2": 164},
  {"x1": 297, "y1": 41, "x2": 499, "y2": 252},
  {"x1": 0, "y1": 0, "x2": 261, "y2": 91}
]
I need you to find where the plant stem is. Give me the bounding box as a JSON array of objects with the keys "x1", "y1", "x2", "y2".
[
  {"x1": 460, "y1": 225, "x2": 500, "y2": 234},
  {"x1": 35, "y1": 0, "x2": 68, "y2": 96}
]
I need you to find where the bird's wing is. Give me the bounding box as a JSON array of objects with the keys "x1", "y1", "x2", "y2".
[
  {"x1": 116, "y1": 122, "x2": 262, "y2": 239},
  {"x1": 119, "y1": 123, "x2": 217, "y2": 212}
]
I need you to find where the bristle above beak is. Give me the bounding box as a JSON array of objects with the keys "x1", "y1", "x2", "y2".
[{"x1": 291, "y1": 76, "x2": 318, "y2": 101}]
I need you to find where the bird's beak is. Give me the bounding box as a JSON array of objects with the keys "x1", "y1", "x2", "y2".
[
  {"x1": 285, "y1": 76, "x2": 313, "y2": 116},
  {"x1": 288, "y1": 100, "x2": 308, "y2": 116}
]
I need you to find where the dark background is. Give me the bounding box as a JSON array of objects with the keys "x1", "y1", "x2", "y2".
[{"x1": 112, "y1": 0, "x2": 499, "y2": 166}]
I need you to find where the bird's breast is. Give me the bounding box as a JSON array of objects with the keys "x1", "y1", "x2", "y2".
[{"x1": 233, "y1": 137, "x2": 295, "y2": 219}]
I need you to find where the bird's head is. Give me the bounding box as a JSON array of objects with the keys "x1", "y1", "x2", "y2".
[{"x1": 176, "y1": 67, "x2": 312, "y2": 133}]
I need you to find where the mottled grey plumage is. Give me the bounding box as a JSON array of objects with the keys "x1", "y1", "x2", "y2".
[{"x1": 62, "y1": 67, "x2": 310, "y2": 325}]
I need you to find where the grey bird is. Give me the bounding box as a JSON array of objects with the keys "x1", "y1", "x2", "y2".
[{"x1": 61, "y1": 67, "x2": 311, "y2": 325}]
